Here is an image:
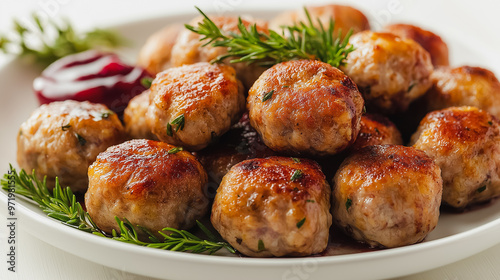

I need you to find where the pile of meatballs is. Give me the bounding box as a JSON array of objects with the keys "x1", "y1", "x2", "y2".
[{"x1": 16, "y1": 4, "x2": 500, "y2": 257}]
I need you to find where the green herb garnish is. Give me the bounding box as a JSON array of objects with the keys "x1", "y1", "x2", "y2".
[
  {"x1": 296, "y1": 217, "x2": 306, "y2": 229},
  {"x1": 168, "y1": 147, "x2": 183, "y2": 154},
  {"x1": 1, "y1": 165, "x2": 235, "y2": 255},
  {"x1": 166, "y1": 123, "x2": 173, "y2": 136},
  {"x1": 0, "y1": 13, "x2": 125, "y2": 68},
  {"x1": 407, "y1": 83, "x2": 416, "y2": 92},
  {"x1": 258, "y1": 239, "x2": 265, "y2": 251},
  {"x1": 101, "y1": 111, "x2": 113, "y2": 119},
  {"x1": 306, "y1": 199, "x2": 315, "y2": 203},
  {"x1": 292, "y1": 157, "x2": 301, "y2": 163},
  {"x1": 141, "y1": 77, "x2": 153, "y2": 89},
  {"x1": 75, "y1": 133, "x2": 86, "y2": 146},
  {"x1": 477, "y1": 185, "x2": 487, "y2": 193},
  {"x1": 346, "y1": 198, "x2": 352, "y2": 211},
  {"x1": 291, "y1": 169, "x2": 303, "y2": 181},
  {"x1": 170, "y1": 114, "x2": 185, "y2": 133},
  {"x1": 262, "y1": 90, "x2": 274, "y2": 102},
  {"x1": 185, "y1": 7, "x2": 354, "y2": 68},
  {"x1": 61, "y1": 124, "x2": 71, "y2": 131}
]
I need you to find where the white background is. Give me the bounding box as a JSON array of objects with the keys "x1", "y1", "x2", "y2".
[{"x1": 1, "y1": 0, "x2": 500, "y2": 279}]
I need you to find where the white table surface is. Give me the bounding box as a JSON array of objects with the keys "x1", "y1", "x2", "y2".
[{"x1": 1, "y1": 0, "x2": 500, "y2": 279}]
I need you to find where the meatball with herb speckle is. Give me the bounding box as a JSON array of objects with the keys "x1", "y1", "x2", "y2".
[
  {"x1": 425, "y1": 66, "x2": 500, "y2": 118},
  {"x1": 85, "y1": 139, "x2": 209, "y2": 239},
  {"x1": 211, "y1": 156, "x2": 332, "y2": 257},
  {"x1": 17, "y1": 100, "x2": 125, "y2": 192},
  {"x1": 410, "y1": 106, "x2": 500, "y2": 208},
  {"x1": 247, "y1": 60, "x2": 364, "y2": 157},
  {"x1": 332, "y1": 145, "x2": 442, "y2": 248},
  {"x1": 147, "y1": 62, "x2": 245, "y2": 151},
  {"x1": 342, "y1": 31, "x2": 433, "y2": 114}
]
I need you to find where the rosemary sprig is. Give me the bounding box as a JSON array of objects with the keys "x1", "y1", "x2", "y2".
[
  {"x1": 1, "y1": 165, "x2": 235, "y2": 255},
  {"x1": 0, "y1": 13, "x2": 125, "y2": 68},
  {"x1": 185, "y1": 7, "x2": 354, "y2": 68}
]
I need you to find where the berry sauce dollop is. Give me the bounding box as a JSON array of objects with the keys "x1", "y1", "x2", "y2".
[{"x1": 33, "y1": 50, "x2": 151, "y2": 114}]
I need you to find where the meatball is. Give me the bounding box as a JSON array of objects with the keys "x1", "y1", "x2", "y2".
[
  {"x1": 137, "y1": 24, "x2": 182, "y2": 75},
  {"x1": 123, "y1": 90, "x2": 158, "y2": 140},
  {"x1": 147, "y1": 62, "x2": 245, "y2": 151},
  {"x1": 85, "y1": 139, "x2": 209, "y2": 238},
  {"x1": 195, "y1": 113, "x2": 275, "y2": 184},
  {"x1": 410, "y1": 106, "x2": 500, "y2": 208},
  {"x1": 425, "y1": 66, "x2": 500, "y2": 118},
  {"x1": 332, "y1": 145, "x2": 442, "y2": 248},
  {"x1": 17, "y1": 100, "x2": 125, "y2": 192},
  {"x1": 171, "y1": 16, "x2": 268, "y2": 89},
  {"x1": 270, "y1": 4, "x2": 370, "y2": 36},
  {"x1": 342, "y1": 31, "x2": 433, "y2": 114},
  {"x1": 349, "y1": 113, "x2": 403, "y2": 152},
  {"x1": 212, "y1": 157, "x2": 332, "y2": 257},
  {"x1": 247, "y1": 60, "x2": 364, "y2": 156},
  {"x1": 384, "y1": 24, "x2": 449, "y2": 67}
]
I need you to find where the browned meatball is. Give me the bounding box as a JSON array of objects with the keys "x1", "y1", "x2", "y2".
[
  {"x1": 137, "y1": 24, "x2": 182, "y2": 75},
  {"x1": 171, "y1": 16, "x2": 268, "y2": 89},
  {"x1": 17, "y1": 100, "x2": 125, "y2": 192},
  {"x1": 384, "y1": 24, "x2": 449, "y2": 67},
  {"x1": 332, "y1": 145, "x2": 442, "y2": 248},
  {"x1": 270, "y1": 4, "x2": 370, "y2": 36},
  {"x1": 123, "y1": 90, "x2": 158, "y2": 140},
  {"x1": 349, "y1": 113, "x2": 403, "y2": 152},
  {"x1": 410, "y1": 107, "x2": 500, "y2": 208},
  {"x1": 342, "y1": 31, "x2": 433, "y2": 114},
  {"x1": 248, "y1": 60, "x2": 364, "y2": 156},
  {"x1": 146, "y1": 62, "x2": 245, "y2": 151},
  {"x1": 212, "y1": 156, "x2": 332, "y2": 257},
  {"x1": 425, "y1": 66, "x2": 500, "y2": 118},
  {"x1": 195, "y1": 113, "x2": 275, "y2": 184},
  {"x1": 85, "y1": 139, "x2": 209, "y2": 238}
]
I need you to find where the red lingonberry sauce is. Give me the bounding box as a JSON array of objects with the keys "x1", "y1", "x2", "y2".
[{"x1": 33, "y1": 50, "x2": 151, "y2": 114}]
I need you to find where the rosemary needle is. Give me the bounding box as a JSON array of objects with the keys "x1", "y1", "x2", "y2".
[{"x1": 185, "y1": 6, "x2": 355, "y2": 68}]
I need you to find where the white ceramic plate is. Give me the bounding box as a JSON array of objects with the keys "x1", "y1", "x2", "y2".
[{"x1": 1, "y1": 9, "x2": 500, "y2": 280}]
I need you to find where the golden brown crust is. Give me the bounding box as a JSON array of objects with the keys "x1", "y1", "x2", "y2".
[
  {"x1": 270, "y1": 4, "x2": 370, "y2": 35},
  {"x1": 425, "y1": 66, "x2": 500, "y2": 118},
  {"x1": 342, "y1": 31, "x2": 433, "y2": 114},
  {"x1": 349, "y1": 113, "x2": 403, "y2": 152},
  {"x1": 211, "y1": 156, "x2": 331, "y2": 257},
  {"x1": 411, "y1": 106, "x2": 500, "y2": 208},
  {"x1": 147, "y1": 62, "x2": 245, "y2": 151},
  {"x1": 86, "y1": 139, "x2": 209, "y2": 237},
  {"x1": 384, "y1": 23, "x2": 449, "y2": 67},
  {"x1": 248, "y1": 59, "x2": 364, "y2": 156},
  {"x1": 332, "y1": 145, "x2": 442, "y2": 248},
  {"x1": 17, "y1": 100, "x2": 125, "y2": 192},
  {"x1": 137, "y1": 24, "x2": 183, "y2": 75}
]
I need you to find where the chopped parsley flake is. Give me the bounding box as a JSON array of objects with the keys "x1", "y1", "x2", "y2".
[
  {"x1": 296, "y1": 217, "x2": 306, "y2": 229},
  {"x1": 291, "y1": 170, "x2": 303, "y2": 181},
  {"x1": 346, "y1": 198, "x2": 352, "y2": 211},
  {"x1": 168, "y1": 147, "x2": 183, "y2": 154},
  {"x1": 258, "y1": 239, "x2": 265, "y2": 251},
  {"x1": 262, "y1": 90, "x2": 274, "y2": 102}
]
